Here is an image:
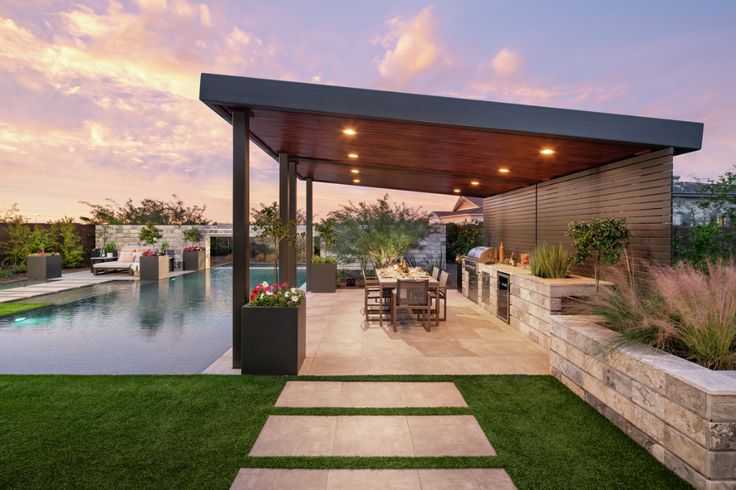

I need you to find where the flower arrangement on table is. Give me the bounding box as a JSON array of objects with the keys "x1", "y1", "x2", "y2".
[{"x1": 249, "y1": 281, "x2": 305, "y2": 307}]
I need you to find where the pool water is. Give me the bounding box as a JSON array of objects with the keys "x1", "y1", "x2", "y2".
[{"x1": 0, "y1": 267, "x2": 305, "y2": 374}]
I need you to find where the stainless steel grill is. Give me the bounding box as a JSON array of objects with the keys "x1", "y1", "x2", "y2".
[{"x1": 463, "y1": 247, "x2": 491, "y2": 303}]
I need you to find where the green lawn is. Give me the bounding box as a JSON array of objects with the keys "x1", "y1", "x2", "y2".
[
  {"x1": 0, "y1": 375, "x2": 689, "y2": 489},
  {"x1": 0, "y1": 303, "x2": 49, "y2": 318}
]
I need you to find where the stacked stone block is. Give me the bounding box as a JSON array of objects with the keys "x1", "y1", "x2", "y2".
[{"x1": 550, "y1": 315, "x2": 736, "y2": 489}]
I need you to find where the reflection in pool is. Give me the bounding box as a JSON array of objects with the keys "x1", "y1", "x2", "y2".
[{"x1": 0, "y1": 267, "x2": 304, "y2": 374}]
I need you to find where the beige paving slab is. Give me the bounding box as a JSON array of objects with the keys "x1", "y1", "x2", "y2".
[
  {"x1": 250, "y1": 415, "x2": 493, "y2": 457},
  {"x1": 275, "y1": 381, "x2": 467, "y2": 408},
  {"x1": 332, "y1": 415, "x2": 414, "y2": 456},
  {"x1": 327, "y1": 469, "x2": 421, "y2": 489},
  {"x1": 418, "y1": 469, "x2": 517, "y2": 489},
  {"x1": 229, "y1": 469, "x2": 516, "y2": 490},
  {"x1": 249, "y1": 416, "x2": 336, "y2": 457},
  {"x1": 407, "y1": 415, "x2": 495, "y2": 457},
  {"x1": 230, "y1": 468, "x2": 328, "y2": 490}
]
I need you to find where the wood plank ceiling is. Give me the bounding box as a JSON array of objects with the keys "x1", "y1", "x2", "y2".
[{"x1": 249, "y1": 108, "x2": 659, "y2": 197}]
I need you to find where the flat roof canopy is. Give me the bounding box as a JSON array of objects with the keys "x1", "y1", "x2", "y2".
[{"x1": 199, "y1": 74, "x2": 703, "y2": 197}]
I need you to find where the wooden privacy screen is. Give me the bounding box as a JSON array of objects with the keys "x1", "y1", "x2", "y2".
[{"x1": 483, "y1": 148, "x2": 674, "y2": 268}]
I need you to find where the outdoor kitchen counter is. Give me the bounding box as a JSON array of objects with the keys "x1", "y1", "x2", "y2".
[{"x1": 462, "y1": 260, "x2": 610, "y2": 350}]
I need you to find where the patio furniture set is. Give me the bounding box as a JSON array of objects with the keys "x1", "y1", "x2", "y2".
[
  {"x1": 363, "y1": 265, "x2": 449, "y2": 331},
  {"x1": 92, "y1": 246, "x2": 206, "y2": 277}
]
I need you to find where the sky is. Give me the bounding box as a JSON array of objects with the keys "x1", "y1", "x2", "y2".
[{"x1": 0, "y1": 0, "x2": 734, "y2": 223}]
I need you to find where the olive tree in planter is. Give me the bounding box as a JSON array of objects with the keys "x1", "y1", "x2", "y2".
[
  {"x1": 138, "y1": 222, "x2": 168, "y2": 280},
  {"x1": 251, "y1": 202, "x2": 296, "y2": 284},
  {"x1": 182, "y1": 227, "x2": 205, "y2": 271},
  {"x1": 242, "y1": 282, "x2": 306, "y2": 375},
  {"x1": 311, "y1": 256, "x2": 337, "y2": 293},
  {"x1": 567, "y1": 217, "x2": 630, "y2": 289}
]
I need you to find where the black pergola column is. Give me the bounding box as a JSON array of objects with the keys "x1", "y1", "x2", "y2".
[
  {"x1": 288, "y1": 160, "x2": 298, "y2": 286},
  {"x1": 305, "y1": 178, "x2": 313, "y2": 291},
  {"x1": 232, "y1": 110, "x2": 250, "y2": 369},
  {"x1": 278, "y1": 152, "x2": 289, "y2": 285}
]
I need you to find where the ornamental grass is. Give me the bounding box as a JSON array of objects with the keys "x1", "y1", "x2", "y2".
[{"x1": 584, "y1": 260, "x2": 736, "y2": 370}]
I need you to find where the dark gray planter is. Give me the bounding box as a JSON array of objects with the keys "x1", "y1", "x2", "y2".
[
  {"x1": 183, "y1": 250, "x2": 206, "y2": 271},
  {"x1": 139, "y1": 255, "x2": 169, "y2": 281},
  {"x1": 26, "y1": 254, "x2": 61, "y2": 280},
  {"x1": 310, "y1": 262, "x2": 337, "y2": 292},
  {"x1": 242, "y1": 300, "x2": 306, "y2": 375}
]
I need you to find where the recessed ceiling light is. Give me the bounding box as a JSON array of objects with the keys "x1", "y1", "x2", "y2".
[
  {"x1": 351, "y1": 169, "x2": 360, "y2": 174},
  {"x1": 470, "y1": 181, "x2": 480, "y2": 186},
  {"x1": 499, "y1": 168, "x2": 510, "y2": 173},
  {"x1": 453, "y1": 188, "x2": 461, "y2": 193},
  {"x1": 352, "y1": 178, "x2": 361, "y2": 183},
  {"x1": 347, "y1": 153, "x2": 359, "y2": 159},
  {"x1": 540, "y1": 148, "x2": 555, "y2": 155},
  {"x1": 342, "y1": 128, "x2": 357, "y2": 136}
]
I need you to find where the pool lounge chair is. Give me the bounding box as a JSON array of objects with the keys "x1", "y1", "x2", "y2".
[{"x1": 93, "y1": 247, "x2": 146, "y2": 276}]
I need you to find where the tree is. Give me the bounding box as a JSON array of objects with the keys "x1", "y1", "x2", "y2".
[
  {"x1": 446, "y1": 221, "x2": 483, "y2": 262},
  {"x1": 567, "y1": 217, "x2": 630, "y2": 289},
  {"x1": 0, "y1": 204, "x2": 32, "y2": 269},
  {"x1": 139, "y1": 222, "x2": 163, "y2": 246},
  {"x1": 324, "y1": 195, "x2": 432, "y2": 267},
  {"x1": 183, "y1": 228, "x2": 204, "y2": 248},
  {"x1": 80, "y1": 195, "x2": 212, "y2": 225},
  {"x1": 51, "y1": 218, "x2": 84, "y2": 267},
  {"x1": 698, "y1": 166, "x2": 736, "y2": 226},
  {"x1": 251, "y1": 202, "x2": 296, "y2": 284}
]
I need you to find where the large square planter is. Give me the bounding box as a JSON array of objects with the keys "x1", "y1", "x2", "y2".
[
  {"x1": 310, "y1": 262, "x2": 337, "y2": 293},
  {"x1": 183, "y1": 250, "x2": 206, "y2": 271},
  {"x1": 139, "y1": 255, "x2": 169, "y2": 281},
  {"x1": 26, "y1": 255, "x2": 61, "y2": 280},
  {"x1": 241, "y1": 300, "x2": 306, "y2": 375}
]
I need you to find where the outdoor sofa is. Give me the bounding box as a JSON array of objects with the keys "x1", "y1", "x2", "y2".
[{"x1": 93, "y1": 246, "x2": 147, "y2": 276}]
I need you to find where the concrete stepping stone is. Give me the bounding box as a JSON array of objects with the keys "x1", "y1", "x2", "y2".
[
  {"x1": 249, "y1": 415, "x2": 494, "y2": 457},
  {"x1": 230, "y1": 468, "x2": 516, "y2": 489},
  {"x1": 275, "y1": 381, "x2": 467, "y2": 408}
]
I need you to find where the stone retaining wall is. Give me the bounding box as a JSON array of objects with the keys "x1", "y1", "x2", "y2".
[{"x1": 550, "y1": 315, "x2": 736, "y2": 489}]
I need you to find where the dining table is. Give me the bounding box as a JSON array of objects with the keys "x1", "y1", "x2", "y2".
[{"x1": 376, "y1": 267, "x2": 440, "y2": 289}]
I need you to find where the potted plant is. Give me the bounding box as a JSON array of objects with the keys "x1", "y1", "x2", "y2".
[
  {"x1": 242, "y1": 281, "x2": 306, "y2": 375},
  {"x1": 310, "y1": 255, "x2": 337, "y2": 292},
  {"x1": 26, "y1": 227, "x2": 61, "y2": 280},
  {"x1": 138, "y1": 223, "x2": 168, "y2": 280},
  {"x1": 105, "y1": 241, "x2": 118, "y2": 258},
  {"x1": 182, "y1": 228, "x2": 205, "y2": 271}
]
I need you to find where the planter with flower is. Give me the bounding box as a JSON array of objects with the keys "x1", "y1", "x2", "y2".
[
  {"x1": 242, "y1": 281, "x2": 306, "y2": 375},
  {"x1": 183, "y1": 228, "x2": 206, "y2": 271},
  {"x1": 139, "y1": 249, "x2": 169, "y2": 281},
  {"x1": 26, "y1": 228, "x2": 61, "y2": 280},
  {"x1": 27, "y1": 251, "x2": 62, "y2": 280}
]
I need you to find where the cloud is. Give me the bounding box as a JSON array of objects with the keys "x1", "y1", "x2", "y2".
[
  {"x1": 491, "y1": 48, "x2": 521, "y2": 76},
  {"x1": 375, "y1": 6, "x2": 440, "y2": 84},
  {"x1": 199, "y1": 4, "x2": 212, "y2": 27}
]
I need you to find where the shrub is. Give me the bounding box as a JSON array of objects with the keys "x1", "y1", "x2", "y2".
[
  {"x1": 1, "y1": 208, "x2": 33, "y2": 269},
  {"x1": 105, "y1": 241, "x2": 118, "y2": 253},
  {"x1": 529, "y1": 244, "x2": 572, "y2": 278},
  {"x1": 183, "y1": 228, "x2": 203, "y2": 247},
  {"x1": 567, "y1": 217, "x2": 629, "y2": 289},
  {"x1": 312, "y1": 256, "x2": 335, "y2": 264},
  {"x1": 675, "y1": 222, "x2": 735, "y2": 270},
  {"x1": 584, "y1": 260, "x2": 736, "y2": 370},
  {"x1": 446, "y1": 221, "x2": 482, "y2": 261},
  {"x1": 139, "y1": 222, "x2": 163, "y2": 246},
  {"x1": 51, "y1": 218, "x2": 84, "y2": 268}
]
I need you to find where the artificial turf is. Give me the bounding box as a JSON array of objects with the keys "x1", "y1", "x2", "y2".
[
  {"x1": 0, "y1": 303, "x2": 49, "y2": 318},
  {"x1": 0, "y1": 375, "x2": 690, "y2": 489}
]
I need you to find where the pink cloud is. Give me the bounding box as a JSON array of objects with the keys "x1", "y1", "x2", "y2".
[{"x1": 491, "y1": 48, "x2": 521, "y2": 76}]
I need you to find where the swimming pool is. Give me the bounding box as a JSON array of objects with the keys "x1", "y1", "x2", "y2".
[{"x1": 0, "y1": 266, "x2": 305, "y2": 374}]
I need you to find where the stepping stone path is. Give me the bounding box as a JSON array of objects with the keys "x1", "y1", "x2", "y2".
[{"x1": 233, "y1": 381, "x2": 517, "y2": 489}]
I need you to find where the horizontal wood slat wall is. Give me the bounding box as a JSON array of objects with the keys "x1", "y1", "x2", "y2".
[{"x1": 483, "y1": 148, "x2": 674, "y2": 270}]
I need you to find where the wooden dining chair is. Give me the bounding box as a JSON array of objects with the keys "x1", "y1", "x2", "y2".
[
  {"x1": 431, "y1": 270, "x2": 449, "y2": 321},
  {"x1": 363, "y1": 266, "x2": 389, "y2": 326},
  {"x1": 431, "y1": 266, "x2": 440, "y2": 280},
  {"x1": 391, "y1": 279, "x2": 435, "y2": 332}
]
